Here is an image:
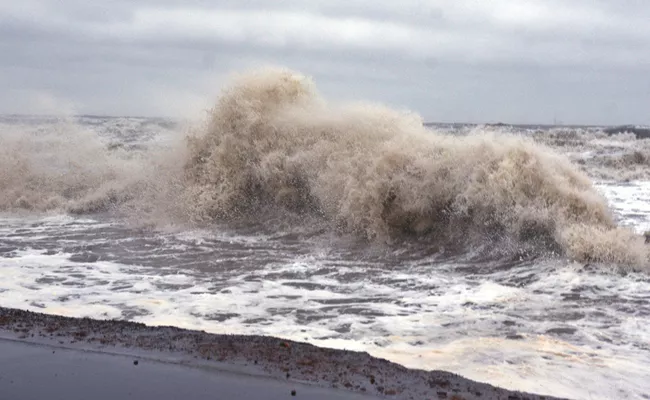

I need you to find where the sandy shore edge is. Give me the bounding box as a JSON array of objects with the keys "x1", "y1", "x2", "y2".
[{"x1": 0, "y1": 307, "x2": 567, "y2": 400}]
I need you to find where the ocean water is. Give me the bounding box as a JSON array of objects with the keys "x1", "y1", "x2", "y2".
[{"x1": 1, "y1": 69, "x2": 649, "y2": 400}]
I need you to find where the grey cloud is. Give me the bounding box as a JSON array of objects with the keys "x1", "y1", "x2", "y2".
[
  {"x1": 0, "y1": 1, "x2": 649, "y2": 124},
  {"x1": 5, "y1": 1, "x2": 648, "y2": 65}
]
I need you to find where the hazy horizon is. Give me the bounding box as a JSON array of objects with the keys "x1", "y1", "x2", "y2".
[{"x1": 0, "y1": 112, "x2": 641, "y2": 127}]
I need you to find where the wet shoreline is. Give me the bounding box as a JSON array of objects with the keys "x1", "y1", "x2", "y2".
[{"x1": 0, "y1": 307, "x2": 565, "y2": 400}]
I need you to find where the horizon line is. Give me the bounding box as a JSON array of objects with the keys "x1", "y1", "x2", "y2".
[{"x1": 0, "y1": 113, "x2": 645, "y2": 128}]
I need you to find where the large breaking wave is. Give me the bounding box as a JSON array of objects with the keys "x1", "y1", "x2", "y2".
[{"x1": 1, "y1": 68, "x2": 648, "y2": 269}]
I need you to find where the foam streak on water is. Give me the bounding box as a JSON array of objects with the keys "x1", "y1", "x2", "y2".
[
  {"x1": 0, "y1": 209, "x2": 649, "y2": 399},
  {"x1": 1, "y1": 69, "x2": 650, "y2": 400}
]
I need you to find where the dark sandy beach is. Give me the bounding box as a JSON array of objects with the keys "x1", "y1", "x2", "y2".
[{"x1": 0, "y1": 307, "x2": 567, "y2": 400}]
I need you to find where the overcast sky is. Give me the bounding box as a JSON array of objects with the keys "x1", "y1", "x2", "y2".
[{"x1": 1, "y1": 1, "x2": 649, "y2": 124}]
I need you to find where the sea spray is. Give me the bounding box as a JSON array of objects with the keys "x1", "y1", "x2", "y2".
[
  {"x1": 181, "y1": 68, "x2": 649, "y2": 268},
  {"x1": 0, "y1": 117, "x2": 138, "y2": 213},
  {"x1": 1, "y1": 69, "x2": 647, "y2": 269}
]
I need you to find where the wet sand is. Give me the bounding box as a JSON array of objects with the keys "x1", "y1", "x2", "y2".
[
  {"x1": 0, "y1": 340, "x2": 373, "y2": 400},
  {"x1": 0, "y1": 307, "x2": 567, "y2": 400}
]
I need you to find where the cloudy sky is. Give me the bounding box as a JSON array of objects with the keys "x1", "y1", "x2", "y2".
[{"x1": 1, "y1": 0, "x2": 649, "y2": 124}]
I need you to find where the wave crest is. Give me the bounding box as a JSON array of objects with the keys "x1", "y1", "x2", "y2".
[
  {"x1": 1, "y1": 69, "x2": 647, "y2": 269},
  {"x1": 181, "y1": 68, "x2": 649, "y2": 268}
]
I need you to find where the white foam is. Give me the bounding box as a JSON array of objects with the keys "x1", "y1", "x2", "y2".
[
  {"x1": 2, "y1": 227, "x2": 649, "y2": 400},
  {"x1": 596, "y1": 180, "x2": 650, "y2": 233},
  {"x1": 2, "y1": 112, "x2": 650, "y2": 399}
]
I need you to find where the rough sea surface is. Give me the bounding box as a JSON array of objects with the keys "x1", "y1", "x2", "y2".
[{"x1": 1, "y1": 70, "x2": 649, "y2": 400}]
